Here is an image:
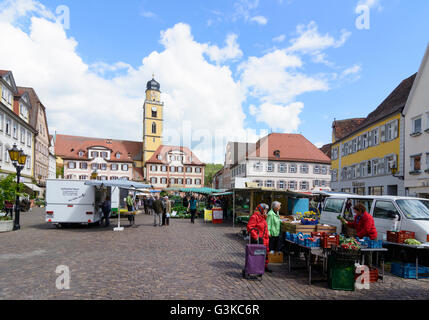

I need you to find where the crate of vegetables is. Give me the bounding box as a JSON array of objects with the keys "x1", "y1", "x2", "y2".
[{"x1": 387, "y1": 231, "x2": 398, "y2": 243}]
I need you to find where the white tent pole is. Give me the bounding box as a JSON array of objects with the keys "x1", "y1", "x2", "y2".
[{"x1": 233, "y1": 190, "x2": 235, "y2": 229}]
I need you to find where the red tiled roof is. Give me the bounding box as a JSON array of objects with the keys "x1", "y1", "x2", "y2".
[
  {"x1": 55, "y1": 134, "x2": 142, "y2": 163},
  {"x1": 333, "y1": 73, "x2": 417, "y2": 143},
  {"x1": 320, "y1": 143, "x2": 332, "y2": 159},
  {"x1": 146, "y1": 145, "x2": 205, "y2": 166},
  {"x1": 332, "y1": 118, "x2": 366, "y2": 141},
  {"x1": 247, "y1": 133, "x2": 331, "y2": 164}
]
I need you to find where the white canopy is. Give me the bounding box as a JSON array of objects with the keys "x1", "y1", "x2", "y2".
[{"x1": 84, "y1": 180, "x2": 152, "y2": 189}]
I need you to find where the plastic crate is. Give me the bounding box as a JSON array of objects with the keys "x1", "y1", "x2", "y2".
[
  {"x1": 355, "y1": 266, "x2": 379, "y2": 283},
  {"x1": 397, "y1": 231, "x2": 416, "y2": 244},
  {"x1": 391, "y1": 262, "x2": 429, "y2": 279},
  {"x1": 387, "y1": 231, "x2": 398, "y2": 243},
  {"x1": 367, "y1": 240, "x2": 383, "y2": 249},
  {"x1": 311, "y1": 232, "x2": 326, "y2": 238},
  {"x1": 301, "y1": 218, "x2": 319, "y2": 225},
  {"x1": 322, "y1": 234, "x2": 340, "y2": 249},
  {"x1": 305, "y1": 238, "x2": 321, "y2": 248}
]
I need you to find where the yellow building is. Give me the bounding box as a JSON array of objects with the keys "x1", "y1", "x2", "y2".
[
  {"x1": 143, "y1": 77, "x2": 163, "y2": 166},
  {"x1": 330, "y1": 74, "x2": 416, "y2": 196}
]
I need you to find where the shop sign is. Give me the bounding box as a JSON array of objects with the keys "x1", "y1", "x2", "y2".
[{"x1": 352, "y1": 182, "x2": 365, "y2": 187}]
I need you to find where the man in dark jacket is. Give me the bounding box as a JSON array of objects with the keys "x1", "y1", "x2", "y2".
[
  {"x1": 101, "y1": 196, "x2": 111, "y2": 227},
  {"x1": 153, "y1": 195, "x2": 163, "y2": 227}
]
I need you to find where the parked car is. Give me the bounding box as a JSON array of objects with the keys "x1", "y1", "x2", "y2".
[{"x1": 320, "y1": 195, "x2": 429, "y2": 244}]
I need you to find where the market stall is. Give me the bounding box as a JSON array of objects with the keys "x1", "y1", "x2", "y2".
[
  {"x1": 231, "y1": 187, "x2": 312, "y2": 228},
  {"x1": 84, "y1": 180, "x2": 153, "y2": 231}
]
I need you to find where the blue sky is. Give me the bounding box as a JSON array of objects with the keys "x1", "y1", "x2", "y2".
[{"x1": 1, "y1": 0, "x2": 429, "y2": 163}]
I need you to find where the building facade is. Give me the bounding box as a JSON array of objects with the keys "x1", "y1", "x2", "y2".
[
  {"x1": 330, "y1": 74, "x2": 416, "y2": 196},
  {"x1": 0, "y1": 71, "x2": 36, "y2": 184},
  {"x1": 20, "y1": 87, "x2": 50, "y2": 186},
  {"x1": 403, "y1": 44, "x2": 429, "y2": 198},
  {"x1": 55, "y1": 135, "x2": 143, "y2": 181},
  {"x1": 216, "y1": 133, "x2": 331, "y2": 192},
  {"x1": 48, "y1": 135, "x2": 56, "y2": 179},
  {"x1": 145, "y1": 145, "x2": 205, "y2": 190}
]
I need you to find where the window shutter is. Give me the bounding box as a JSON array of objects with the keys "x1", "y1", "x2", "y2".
[
  {"x1": 393, "y1": 119, "x2": 399, "y2": 139},
  {"x1": 368, "y1": 131, "x2": 373, "y2": 147},
  {"x1": 380, "y1": 125, "x2": 386, "y2": 142},
  {"x1": 357, "y1": 136, "x2": 361, "y2": 151}
]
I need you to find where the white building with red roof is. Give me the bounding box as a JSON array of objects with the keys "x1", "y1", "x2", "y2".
[{"x1": 214, "y1": 133, "x2": 331, "y2": 192}]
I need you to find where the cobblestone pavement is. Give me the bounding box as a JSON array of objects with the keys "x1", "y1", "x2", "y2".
[{"x1": 0, "y1": 208, "x2": 428, "y2": 300}]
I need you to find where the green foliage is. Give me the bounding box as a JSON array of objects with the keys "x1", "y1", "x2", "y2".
[
  {"x1": 0, "y1": 174, "x2": 25, "y2": 212},
  {"x1": 56, "y1": 165, "x2": 64, "y2": 179},
  {"x1": 0, "y1": 216, "x2": 12, "y2": 221},
  {"x1": 204, "y1": 163, "x2": 223, "y2": 187}
]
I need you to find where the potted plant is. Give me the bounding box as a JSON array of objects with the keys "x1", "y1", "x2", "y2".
[{"x1": 0, "y1": 174, "x2": 25, "y2": 233}]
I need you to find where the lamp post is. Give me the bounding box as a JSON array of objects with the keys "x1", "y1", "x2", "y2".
[{"x1": 8, "y1": 144, "x2": 28, "y2": 231}]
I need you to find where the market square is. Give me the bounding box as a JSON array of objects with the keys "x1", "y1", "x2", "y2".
[
  {"x1": 1, "y1": 208, "x2": 428, "y2": 300},
  {"x1": 1, "y1": 0, "x2": 429, "y2": 304}
]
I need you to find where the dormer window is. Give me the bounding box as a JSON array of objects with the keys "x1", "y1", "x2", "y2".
[
  {"x1": 157, "y1": 154, "x2": 162, "y2": 160},
  {"x1": 116, "y1": 152, "x2": 121, "y2": 159},
  {"x1": 78, "y1": 151, "x2": 84, "y2": 157},
  {"x1": 274, "y1": 150, "x2": 280, "y2": 158}
]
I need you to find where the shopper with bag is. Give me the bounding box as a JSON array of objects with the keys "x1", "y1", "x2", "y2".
[
  {"x1": 247, "y1": 203, "x2": 271, "y2": 273},
  {"x1": 267, "y1": 201, "x2": 282, "y2": 253}
]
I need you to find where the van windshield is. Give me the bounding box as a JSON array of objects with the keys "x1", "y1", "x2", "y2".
[{"x1": 396, "y1": 199, "x2": 429, "y2": 220}]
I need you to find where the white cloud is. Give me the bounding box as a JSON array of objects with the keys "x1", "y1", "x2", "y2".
[
  {"x1": 239, "y1": 49, "x2": 329, "y2": 104},
  {"x1": 287, "y1": 21, "x2": 351, "y2": 54},
  {"x1": 0, "y1": 4, "x2": 258, "y2": 163},
  {"x1": 250, "y1": 15, "x2": 268, "y2": 25},
  {"x1": 356, "y1": 0, "x2": 382, "y2": 11},
  {"x1": 140, "y1": 9, "x2": 157, "y2": 19},
  {"x1": 272, "y1": 34, "x2": 286, "y2": 43},
  {"x1": 250, "y1": 102, "x2": 304, "y2": 133},
  {"x1": 233, "y1": 0, "x2": 260, "y2": 21},
  {"x1": 204, "y1": 33, "x2": 243, "y2": 64},
  {"x1": 341, "y1": 64, "x2": 361, "y2": 77},
  {"x1": 0, "y1": 0, "x2": 54, "y2": 23}
]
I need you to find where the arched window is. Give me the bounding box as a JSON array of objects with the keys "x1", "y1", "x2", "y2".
[{"x1": 152, "y1": 122, "x2": 156, "y2": 134}]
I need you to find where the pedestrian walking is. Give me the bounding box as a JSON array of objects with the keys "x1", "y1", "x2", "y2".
[
  {"x1": 4, "y1": 200, "x2": 13, "y2": 218},
  {"x1": 101, "y1": 196, "x2": 111, "y2": 227},
  {"x1": 147, "y1": 195, "x2": 154, "y2": 215},
  {"x1": 188, "y1": 195, "x2": 198, "y2": 224},
  {"x1": 126, "y1": 193, "x2": 135, "y2": 225},
  {"x1": 164, "y1": 196, "x2": 171, "y2": 226},
  {"x1": 153, "y1": 195, "x2": 163, "y2": 227}
]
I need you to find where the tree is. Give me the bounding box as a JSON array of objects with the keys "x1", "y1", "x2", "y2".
[
  {"x1": 204, "y1": 164, "x2": 223, "y2": 187},
  {"x1": 0, "y1": 174, "x2": 26, "y2": 212}
]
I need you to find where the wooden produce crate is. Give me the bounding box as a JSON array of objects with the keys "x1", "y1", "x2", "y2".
[
  {"x1": 316, "y1": 225, "x2": 337, "y2": 235},
  {"x1": 281, "y1": 222, "x2": 316, "y2": 235},
  {"x1": 268, "y1": 252, "x2": 284, "y2": 264}
]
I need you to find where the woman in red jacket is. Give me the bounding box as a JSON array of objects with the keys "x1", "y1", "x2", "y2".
[
  {"x1": 339, "y1": 203, "x2": 378, "y2": 266},
  {"x1": 247, "y1": 203, "x2": 271, "y2": 272},
  {"x1": 340, "y1": 203, "x2": 378, "y2": 240}
]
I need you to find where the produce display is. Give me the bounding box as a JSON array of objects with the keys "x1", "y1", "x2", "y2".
[
  {"x1": 404, "y1": 238, "x2": 422, "y2": 245},
  {"x1": 339, "y1": 237, "x2": 361, "y2": 251},
  {"x1": 297, "y1": 211, "x2": 319, "y2": 225}
]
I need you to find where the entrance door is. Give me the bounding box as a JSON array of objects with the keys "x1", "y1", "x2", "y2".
[{"x1": 387, "y1": 185, "x2": 398, "y2": 196}]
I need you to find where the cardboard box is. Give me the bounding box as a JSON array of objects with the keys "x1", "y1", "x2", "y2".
[
  {"x1": 268, "y1": 252, "x2": 284, "y2": 264},
  {"x1": 316, "y1": 225, "x2": 337, "y2": 234}
]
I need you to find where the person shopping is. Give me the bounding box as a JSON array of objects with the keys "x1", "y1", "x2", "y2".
[
  {"x1": 247, "y1": 203, "x2": 271, "y2": 273},
  {"x1": 338, "y1": 203, "x2": 378, "y2": 265},
  {"x1": 153, "y1": 195, "x2": 163, "y2": 227},
  {"x1": 266, "y1": 201, "x2": 282, "y2": 253}
]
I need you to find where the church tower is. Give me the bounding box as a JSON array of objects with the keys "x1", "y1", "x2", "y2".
[{"x1": 143, "y1": 76, "x2": 164, "y2": 166}]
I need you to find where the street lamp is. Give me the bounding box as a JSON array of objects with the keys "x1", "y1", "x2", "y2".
[
  {"x1": 8, "y1": 144, "x2": 28, "y2": 231},
  {"x1": 389, "y1": 161, "x2": 404, "y2": 180}
]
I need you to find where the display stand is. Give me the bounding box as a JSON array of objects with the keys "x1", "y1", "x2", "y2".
[
  {"x1": 212, "y1": 207, "x2": 223, "y2": 224},
  {"x1": 114, "y1": 210, "x2": 124, "y2": 232}
]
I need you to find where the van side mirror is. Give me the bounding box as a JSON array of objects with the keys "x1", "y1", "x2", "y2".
[{"x1": 388, "y1": 211, "x2": 400, "y2": 220}]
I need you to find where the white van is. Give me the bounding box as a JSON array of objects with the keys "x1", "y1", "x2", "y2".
[
  {"x1": 320, "y1": 195, "x2": 429, "y2": 244},
  {"x1": 45, "y1": 179, "x2": 104, "y2": 226}
]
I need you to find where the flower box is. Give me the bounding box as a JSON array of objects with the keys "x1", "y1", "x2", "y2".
[{"x1": 0, "y1": 220, "x2": 14, "y2": 233}]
